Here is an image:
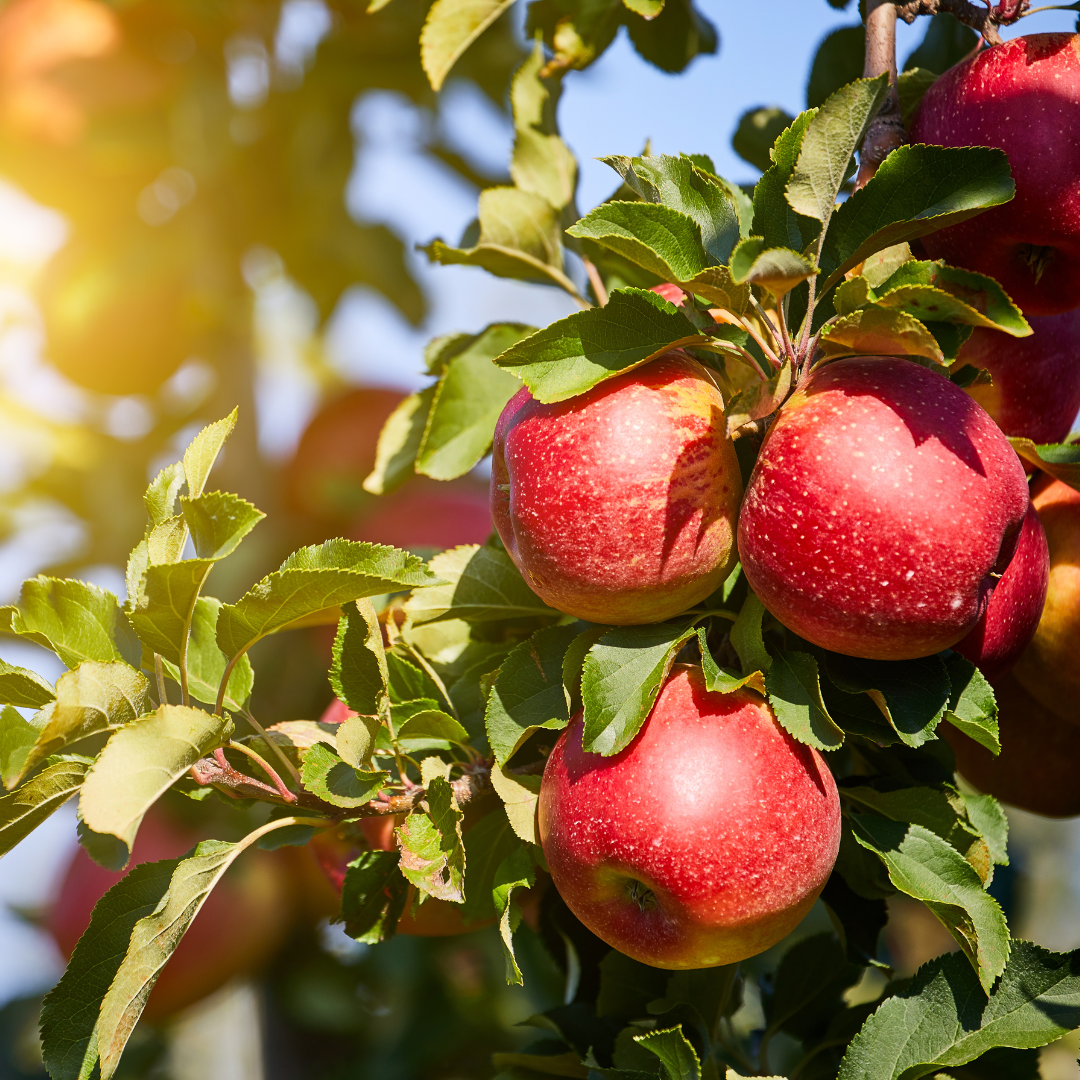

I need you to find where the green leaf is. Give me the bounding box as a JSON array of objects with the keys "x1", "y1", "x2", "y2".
[
  {"x1": 837, "y1": 942, "x2": 1080, "y2": 1080},
  {"x1": 819, "y1": 306, "x2": 944, "y2": 363},
  {"x1": 127, "y1": 559, "x2": 213, "y2": 664},
  {"x1": 386, "y1": 652, "x2": 443, "y2": 705},
  {"x1": 680, "y1": 265, "x2": 751, "y2": 314},
  {"x1": 826, "y1": 654, "x2": 951, "y2": 748},
  {"x1": 581, "y1": 618, "x2": 698, "y2": 756},
  {"x1": 818, "y1": 145, "x2": 1015, "y2": 291},
  {"x1": 0, "y1": 577, "x2": 140, "y2": 670},
  {"x1": 786, "y1": 75, "x2": 889, "y2": 233},
  {"x1": 0, "y1": 657, "x2": 55, "y2": 709},
  {"x1": 217, "y1": 540, "x2": 440, "y2": 662},
  {"x1": 489, "y1": 764, "x2": 542, "y2": 844},
  {"x1": 729, "y1": 591, "x2": 772, "y2": 676},
  {"x1": 752, "y1": 109, "x2": 820, "y2": 253},
  {"x1": 492, "y1": 286, "x2": 704, "y2": 403},
  {"x1": 695, "y1": 628, "x2": 763, "y2": 696},
  {"x1": 13, "y1": 662, "x2": 150, "y2": 785},
  {"x1": 396, "y1": 708, "x2": 471, "y2": 746},
  {"x1": 404, "y1": 543, "x2": 558, "y2": 625},
  {"x1": 0, "y1": 706, "x2": 39, "y2": 790},
  {"x1": 1008, "y1": 438, "x2": 1080, "y2": 493},
  {"x1": 40, "y1": 855, "x2": 177, "y2": 1080},
  {"x1": 494, "y1": 844, "x2": 536, "y2": 985},
  {"x1": 725, "y1": 361, "x2": 792, "y2": 438},
  {"x1": 732, "y1": 107, "x2": 796, "y2": 174},
  {"x1": 78, "y1": 705, "x2": 232, "y2": 863},
  {"x1": 568, "y1": 201, "x2": 710, "y2": 282},
  {"x1": 729, "y1": 238, "x2": 816, "y2": 298},
  {"x1": 634, "y1": 1026, "x2": 701, "y2": 1080},
  {"x1": 897, "y1": 66, "x2": 938, "y2": 125},
  {"x1": 962, "y1": 792, "x2": 1009, "y2": 867},
  {"x1": 337, "y1": 849, "x2": 407, "y2": 943},
  {"x1": 180, "y1": 491, "x2": 264, "y2": 560},
  {"x1": 300, "y1": 742, "x2": 386, "y2": 807},
  {"x1": 363, "y1": 386, "x2": 436, "y2": 496},
  {"x1": 486, "y1": 624, "x2": 577, "y2": 766},
  {"x1": 943, "y1": 653, "x2": 999, "y2": 754},
  {"x1": 420, "y1": 0, "x2": 513, "y2": 91},
  {"x1": 183, "y1": 409, "x2": 238, "y2": 499},
  {"x1": 331, "y1": 599, "x2": 389, "y2": 719},
  {"x1": 0, "y1": 757, "x2": 88, "y2": 858},
  {"x1": 144, "y1": 461, "x2": 185, "y2": 528},
  {"x1": 807, "y1": 24, "x2": 865, "y2": 108},
  {"x1": 850, "y1": 813, "x2": 1009, "y2": 993},
  {"x1": 416, "y1": 324, "x2": 529, "y2": 480},
  {"x1": 396, "y1": 775, "x2": 465, "y2": 902},
  {"x1": 765, "y1": 650, "x2": 844, "y2": 751}
]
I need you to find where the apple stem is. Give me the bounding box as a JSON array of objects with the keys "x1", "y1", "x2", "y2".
[
  {"x1": 855, "y1": 0, "x2": 905, "y2": 191},
  {"x1": 582, "y1": 258, "x2": 608, "y2": 306},
  {"x1": 154, "y1": 653, "x2": 169, "y2": 707},
  {"x1": 227, "y1": 740, "x2": 298, "y2": 802}
]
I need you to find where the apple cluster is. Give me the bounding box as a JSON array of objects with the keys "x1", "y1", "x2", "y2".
[{"x1": 485, "y1": 34, "x2": 1080, "y2": 968}]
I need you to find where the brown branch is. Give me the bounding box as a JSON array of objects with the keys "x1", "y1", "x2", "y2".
[
  {"x1": 894, "y1": 0, "x2": 1020, "y2": 44},
  {"x1": 856, "y1": 0, "x2": 905, "y2": 190}
]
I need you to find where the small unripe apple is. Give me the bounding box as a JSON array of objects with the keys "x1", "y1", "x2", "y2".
[
  {"x1": 491, "y1": 352, "x2": 743, "y2": 625},
  {"x1": 959, "y1": 310, "x2": 1080, "y2": 445},
  {"x1": 910, "y1": 34, "x2": 1080, "y2": 316},
  {"x1": 1013, "y1": 476, "x2": 1080, "y2": 722},
  {"x1": 738, "y1": 357, "x2": 1031, "y2": 661},
  {"x1": 538, "y1": 666, "x2": 840, "y2": 969},
  {"x1": 942, "y1": 672, "x2": 1080, "y2": 818},
  {"x1": 954, "y1": 501, "x2": 1049, "y2": 679}
]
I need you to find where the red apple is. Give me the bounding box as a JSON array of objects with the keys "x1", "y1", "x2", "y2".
[
  {"x1": 738, "y1": 356, "x2": 1030, "y2": 661},
  {"x1": 490, "y1": 352, "x2": 743, "y2": 625},
  {"x1": 959, "y1": 310, "x2": 1080, "y2": 445},
  {"x1": 349, "y1": 480, "x2": 491, "y2": 552},
  {"x1": 954, "y1": 500, "x2": 1049, "y2": 679},
  {"x1": 1013, "y1": 476, "x2": 1080, "y2": 721},
  {"x1": 910, "y1": 34, "x2": 1080, "y2": 316},
  {"x1": 942, "y1": 672, "x2": 1080, "y2": 818},
  {"x1": 47, "y1": 805, "x2": 293, "y2": 1022},
  {"x1": 538, "y1": 665, "x2": 840, "y2": 969}
]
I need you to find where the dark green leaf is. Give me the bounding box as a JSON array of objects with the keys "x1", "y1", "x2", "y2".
[
  {"x1": 300, "y1": 743, "x2": 386, "y2": 807},
  {"x1": 897, "y1": 67, "x2": 937, "y2": 126},
  {"x1": 732, "y1": 107, "x2": 796, "y2": 174},
  {"x1": 729, "y1": 591, "x2": 772, "y2": 676},
  {"x1": 633, "y1": 1026, "x2": 700, "y2": 1080},
  {"x1": 0, "y1": 757, "x2": 88, "y2": 857},
  {"x1": 903, "y1": 12, "x2": 977, "y2": 75},
  {"x1": 494, "y1": 843, "x2": 536, "y2": 985},
  {"x1": 729, "y1": 238, "x2": 815, "y2": 297},
  {"x1": 943, "y1": 653, "x2": 999, "y2": 754},
  {"x1": 807, "y1": 24, "x2": 864, "y2": 108},
  {"x1": 337, "y1": 849, "x2": 407, "y2": 943},
  {"x1": 962, "y1": 792, "x2": 1008, "y2": 867},
  {"x1": 331, "y1": 599, "x2": 389, "y2": 719},
  {"x1": 766, "y1": 650, "x2": 844, "y2": 751},
  {"x1": 695, "y1": 628, "x2": 763, "y2": 696},
  {"x1": 752, "y1": 110, "x2": 820, "y2": 253}
]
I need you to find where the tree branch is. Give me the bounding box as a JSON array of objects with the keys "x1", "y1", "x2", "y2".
[
  {"x1": 856, "y1": 0, "x2": 905, "y2": 190},
  {"x1": 895, "y1": 0, "x2": 1030, "y2": 44}
]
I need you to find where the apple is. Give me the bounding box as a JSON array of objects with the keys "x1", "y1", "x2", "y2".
[
  {"x1": 538, "y1": 665, "x2": 840, "y2": 969},
  {"x1": 349, "y1": 480, "x2": 491, "y2": 553},
  {"x1": 738, "y1": 356, "x2": 1031, "y2": 661},
  {"x1": 910, "y1": 34, "x2": 1080, "y2": 316},
  {"x1": 941, "y1": 672, "x2": 1080, "y2": 818},
  {"x1": 490, "y1": 352, "x2": 743, "y2": 625},
  {"x1": 953, "y1": 501, "x2": 1049, "y2": 679},
  {"x1": 47, "y1": 805, "x2": 293, "y2": 1022},
  {"x1": 1013, "y1": 476, "x2": 1080, "y2": 721},
  {"x1": 959, "y1": 309, "x2": 1080, "y2": 445}
]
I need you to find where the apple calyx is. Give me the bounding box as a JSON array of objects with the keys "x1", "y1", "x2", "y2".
[{"x1": 1018, "y1": 242, "x2": 1055, "y2": 285}]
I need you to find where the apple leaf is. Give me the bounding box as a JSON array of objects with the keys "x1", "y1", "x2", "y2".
[
  {"x1": 396, "y1": 775, "x2": 465, "y2": 902},
  {"x1": 0, "y1": 757, "x2": 89, "y2": 858},
  {"x1": 729, "y1": 591, "x2": 772, "y2": 676},
  {"x1": 696, "y1": 628, "x2": 764, "y2": 696},
  {"x1": 765, "y1": 650, "x2": 845, "y2": 751},
  {"x1": 396, "y1": 708, "x2": 471, "y2": 747},
  {"x1": 825, "y1": 654, "x2": 951, "y2": 748},
  {"x1": 127, "y1": 560, "x2": 214, "y2": 664},
  {"x1": 40, "y1": 855, "x2": 179, "y2": 1080},
  {"x1": 1008, "y1": 438, "x2": 1080, "y2": 494},
  {"x1": 849, "y1": 813, "x2": 1009, "y2": 993},
  {"x1": 331, "y1": 599, "x2": 389, "y2": 720},
  {"x1": 821, "y1": 873, "x2": 889, "y2": 966},
  {"x1": 491, "y1": 287, "x2": 706, "y2": 403},
  {"x1": 179, "y1": 491, "x2": 264, "y2": 560},
  {"x1": 581, "y1": 618, "x2": 698, "y2": 756},
  {"x1": 729, "y1": 238, "x2": 816, "y2": 298},
  {"x1": 489, "y1": 764, "x2": 541, "y2": 844},
  {"x1": 634, "y1": 1025, "x2": 701, "y2": 1080},
  {"x1": 733, "y1": 106, "x2": 796, "y2": 174},
  {"x1": 486, "y1": 623, "x2": 577, "y2": 766},
  {"x1": 818, "y1": 306, "x2": 944, "y2": 363},
  {"x1": 943, "y1": 653, "x2": 999, "y2": 755},
  {"x1": 183, "y1": 409, "x2": 238, "y2": 499},
  {"x1": 416, "y1": 324, "x2": 530, "y2": 481},
  {"x1": 679, "y1": 265, "x2": 751, "y2": 314},
  {"x1": 403, "y1": 544, "x2": 559, "y2": 625},
  {"x1": 494, "y1": 844, "x2": 536, "y2": 985},
  {"x1": 420, "y1": 0, "x2": 514, "y2": 91},
  {"x1": 363, "y1": 386, "x2": 437, "y2": 496},
  {"x1": 786, "y1": 75, "x2": 889, "y2": 235},
  {"x1": 144, "y1": 460, "x2": 185, "y2": 528},
  {"x1": 78, "y1": 705, "x2": 232, "y2": 866},
  {"x1": 818, "y1": 145, "x2": 1015, "y2": 291},
  {"x1": 725, "y1": 360, "x2": 792, "y2": 438},
  {"x1": 837, "y1": 942, "x2": 1080, "y2": 1080},
  {"x1": 753, "y1": 109, "x2": 820, "y2": 254},
  {"x1": 13, "y1": 662, "x2": 150, "y2": 786},
  {"x1": 0, "y1": 577, "x2": 141, "y2": 671},
  {"x1": 897, "y1": 66, "x2": 937, "y2": 125},
  {"x1": 0, "y1": 658, "x2": 55, "y2": 710},
  {"x1": 337, "y1": 849, "x2": 407, "y2": 943},
  {"x1": 962, "y1": 792, "x2": 1009, "y2": 868},
  {"x1": 387, "y1": 652, "x2": 444, "y2": 706},
  {"x1": 216, "y1": 540, "x2": 440, "y2": 663},
  {"x1": 300, "y1": 743, "x2": 386, "y2": 808},
  {"x1": 568, "y1": 201, "x2": 711, "y2": 282},
  {"x1": 766, "y1": 932, "x2": 862, "y2": 1040},
  {"x1": 458, "y1": 807, "x2": 519, "y2": 926},
  {"x1": 0, "y1": 706, "x2": 40, "y2": 790}
]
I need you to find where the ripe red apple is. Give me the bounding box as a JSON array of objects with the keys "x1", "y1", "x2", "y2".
[
  {"x1": 490, "y1": 352, "x2": 743, "y2": 625},
  {"x1": 959, "y1": 310, "x2": 1080, "y2": 445},
  {"x1": 349, "y1": 480, "x2": 491, "y2": 552},
  {"x1": 538, "y1": 665, "x2": 840, "y2": 969},
  {"x1": 910, "y1": 34, "x2": 1080, "y2": 316},
  {"x1": 47, "y1": 805, "x2": 293, "y2": 1021},
  {"x1": 1013, "y1": 476, "x2": 1080, "y2": 721},
  {"x1": 738, "y1": 356, "x2": 1030, "y2": 661},
  {"x1": 942, "y1": 672, "x2": 1080, "y2": 818},
  {"x1": 954, "y1": 500, "x2": 1049, "y2": 679}
]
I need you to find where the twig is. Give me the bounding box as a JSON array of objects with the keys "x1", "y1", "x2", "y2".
[
  {"x1": 737, "y1": 315, "x2": 783, "y2": 371},
  {"x1": 856, "y1": 0, "x2": 905, "y2": 190},
  {"x1": 895, "y1": 0, "x2": 1017, "y2": 43},
  {"x1": 242, "y1": 708, "x2": 303, "y2": 786},
  {"x1": 154, "y1": 654, "x2": 169, "y2": 707},
  {"x1": 582, "y1": 258, "x2": 608, "y2": 306},
  {"x1": 227, "y1": 740, "x2": 298, "y2": 803},
  {"x1": 746, "y1": 294, "x2": 785, "y2": 355}
]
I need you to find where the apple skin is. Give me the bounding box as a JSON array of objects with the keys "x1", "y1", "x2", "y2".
[
  {"x1": 47, "y1": 806, "x2": 292, "y2": 1022},
  {"x1": 942, "y1": 672, "x2": 1080, "y2": 818},
  {"x1": 490, "y1": 352, "x2": 743, "y2": 625},
  {"x1": 954, "y1": 500, "x2": 1049, "y2": 679},
  {"x1": 350, "y1": 481, "x2": 491, "y2": 552},
  {"x1": 538, "y1": 665, "x2": 840, "y2": 969},
  {"x1": 959, "y1": 310, "x2": 1080, "y2": 445},
  {"x1": 738, "y1": 356, "x2": 1031, "y2": 661},
  {"x1": 1013, "y1": 477, "x2": 1080, "y2": 722},
  {"x1": 910, "y1": 34, "x2": 1080, "y2": 316}
]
